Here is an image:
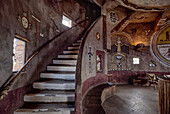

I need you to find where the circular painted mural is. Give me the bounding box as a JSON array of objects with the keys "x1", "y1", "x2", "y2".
[{"x1": 152, "y1": 23, "x2": 170, "y2": 66}]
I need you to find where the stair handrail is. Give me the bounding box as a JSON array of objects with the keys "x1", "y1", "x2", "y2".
[{"x1": 0, "y1": 19, "x2": 89, "y2": 100}]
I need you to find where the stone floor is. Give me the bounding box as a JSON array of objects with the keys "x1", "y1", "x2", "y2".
[{"x1": 102, "y1": 85, "x2": 159, "y2": 114}]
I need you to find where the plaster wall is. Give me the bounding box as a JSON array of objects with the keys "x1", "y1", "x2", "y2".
[
  {"x1": 127, "y1": 0, "x2": 170, "y2": 8},
  {"x1": 105, "y1": 7, "x2": 127, "y2": 50},
  {"x1": 0, "y1": 0, "x2": 91, "y2": 90},
  {"x1": 81, "y1": 16, "x2": 107, "y2": 83}
]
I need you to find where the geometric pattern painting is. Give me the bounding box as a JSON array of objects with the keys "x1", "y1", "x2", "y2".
[{"x1": 151, "y1": 23, "x2": 170, "y2": 66}]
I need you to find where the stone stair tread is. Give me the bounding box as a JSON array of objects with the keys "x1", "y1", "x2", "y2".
[
  {"x1": 21, "y1": 103, "x2": 75, "y2": 109},
  {"x1": 53, "y1": 60, "x2": 77, "y2": 62},
  {"x1": 57, "y1": 58, "x2": 77, "y2": 60},
  {"x1": 59, "y1": 53, "x2": 78, "y2": 55},
  {"x1": 47, "y1": 64, "x2": 76, "y2": 66},
  {"x1": 53, "y1": 60, "x2": 77, "y2": 65},
  {"x1": 41, "y1": 71, "x2": 75, "y2": 74},
  {"x1": 41, "y1": 72, "x2": 75, "y2": 75},
  {"x1": 25, "y1": 90, "x2": 75, "y2": 96},
  {"x1": 67, "y1": 49, "x2": 79, "y2": 51},
  {"x1": 63, "y1": 51, "x2": 79, "y2": 54},
  {"x1": 63, "y1": 50, "x2": 79, "y2": 52},
  {"x1": 72, "y1": 43, "x2": 80, "y2": 46},
  {"x1": 68, "y1": 47, "x2": 79, "y2": 50},
  {"x1": 40, "y1": 72, "x2": 75, "y2": 80},
  {"x1": 34, "y1": 79, "x2": 75, "y2": 84},
  {"x1": 33, "y1": 80, "x2": 75, "y2": 90},
  {"x1": 58, "y1": 55, "x2": 78, "y2": 59},
  {"x1": 77, "y1": 40, "x2": 81, "y2": 43},
  {"x1": 24, "y1": 90, "x2": 75, "y2": 103},
  {"x1": 71, "y1": 44, "x2": 80, "y2": 46},
  {"x1": 15, "y1": 108, "x2": 74, "y2": 114},
  {"x1": 47, "y1": 65, "x2": 76, "y2": 72},
  {"x1": 15, "y1": 102, "x2": 75, "y2": 113}
]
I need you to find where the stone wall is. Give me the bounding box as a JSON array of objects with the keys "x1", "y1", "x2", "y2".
[{"x1": 0, "y1": 0, "x2": 98, "y2": 90}]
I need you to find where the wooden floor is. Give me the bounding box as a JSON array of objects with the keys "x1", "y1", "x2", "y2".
[{"x1": 102, "y1": 85, "x2": 159, "y2": 114}]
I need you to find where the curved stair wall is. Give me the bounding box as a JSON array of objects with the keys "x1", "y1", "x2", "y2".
[{"x1": 75, "y1": 16, "x2": 109, "y2": 114}]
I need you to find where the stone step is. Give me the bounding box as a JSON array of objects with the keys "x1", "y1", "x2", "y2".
[
  {"x1": 77, "y1": 40, "x2": 81, "y2": 43},
  {"x1": 40, "y1": 72, "x2": 75, "y2": 80},
  {"x1": 33, "y1": 80, "x2": 75, "y2": 90},
  {"x1": 58, "y1": 55, "x2": 78, "y2": 59},
  {"x1": 63, "y1": 51, "x2": 79, "y2": 54},
  {"x1": 14, "y1": 103, "x2": 74, "y2": 114},
  {"x1": 15, "y1": 109, "x2": 74, "y2": 114},
  {"x1": 53, "y1": 60, "x2": 77, "y2": 65},
  {"x1": 15, "y1": 107, "x2": 74, "y2": 114},
  {"x1": 24, "y1": 90, "x2": 75, "y2": 102},
  {"x1": 47, "y1": 66, "x2": 76, "y2": 72},
  {"x1": 68, "y1": 47, "x2": 79, "y2": 50},
  {"x1": 72, "y1": 43, "x2": 80, "y2": 46}
]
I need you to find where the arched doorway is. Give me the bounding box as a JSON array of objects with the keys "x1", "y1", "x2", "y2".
[{"x1": 82, "y1": 84, "x2": 109, "y2": 114}]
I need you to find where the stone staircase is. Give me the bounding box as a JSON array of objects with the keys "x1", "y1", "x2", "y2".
[{"x1": 14, "y1": 39, "x2": 81, "y2": 114}]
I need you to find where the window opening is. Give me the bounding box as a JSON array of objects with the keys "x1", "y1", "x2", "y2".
[
  {"x1": 62, "y1": 15, "x2": 72, "y2": 28},
  {"x1": 13, "y1": 37, "x2": 26, "y2": 72},
  {"x1": 97, "y1": 55, "x2": 102, "y2": 72},
  {"x1": 96, "y1": 50, "x2": 105, "y2": 73},
  {"x1": 133, "y1": 58, "x2": 139, "y2": 64}
]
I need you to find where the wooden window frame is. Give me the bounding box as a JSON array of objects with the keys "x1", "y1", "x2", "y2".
[{"x1": 12, "y1": 34, "x2": 28, "y2": 72}]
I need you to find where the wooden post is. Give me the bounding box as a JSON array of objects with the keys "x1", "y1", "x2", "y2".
[{"x1": 158, "y1": 76, "x2": 170, "y2": 114}]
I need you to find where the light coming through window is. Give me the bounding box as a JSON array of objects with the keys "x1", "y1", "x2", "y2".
[
  {"x1": 62, "y1": 15, "x2": 72, "y2": 28},
  {"x1": 13, "y1": 38, "x2": 26, "y2": 72}
]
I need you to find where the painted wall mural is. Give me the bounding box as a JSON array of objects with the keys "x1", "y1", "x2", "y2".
[
  {"x1": 88, "y1": 46, "x2": 93, "y2": 73},
  {"x1": 110, "y1": 32, "x2": 134, "y2": 70},
  {"x1": 17, "y1": 12, "x2": 60, "y2": 47},
  {"x1": 152, "y1": 23, "x2": 170, "y2": 66},
  {"x1": 17, "y1": 12, "x2": 32, "y2": 32},
  {"x1": 110, "y1": 11, "x2": 118, "y2": 23}
]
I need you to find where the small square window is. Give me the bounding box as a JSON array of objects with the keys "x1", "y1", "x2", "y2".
[
  {"x1": 62, "y1": 15, "x2": 72, "y2": 28},
  {"x1": 13, "y1": 38, "x2": 26, "y2": 72},
  {"x1": 96, "y1": 50, "x2": 105, "y2": 73},
  {"x1": 133, "y1": 58, "x2": 139, "y2": 64},
  {"x1": 97, "y1": 55, "x2": 102, "y2": 72}
]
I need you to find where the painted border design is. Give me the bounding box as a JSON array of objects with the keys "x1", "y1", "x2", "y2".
[
  {"x1": 111, "y1": 32, "x2": 135, "y2": 45},
  {"x1": 151, "y1": 21, "x2": 170, "y2": 66}
]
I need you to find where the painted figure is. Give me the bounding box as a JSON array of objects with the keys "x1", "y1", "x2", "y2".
[
  {"x1": 166, "y1": 31, "x2": 169, "y2": 41},
  {"x1": 164, "y1": 48, "x2": 170, "y2": 58},
  {"x1": 88, "y1": 46, "x2": 93, "y2": 60}
]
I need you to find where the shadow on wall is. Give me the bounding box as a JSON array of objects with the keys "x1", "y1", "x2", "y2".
[{"x1": 82, "y1": 84, "x2": 109, "y2": 114}]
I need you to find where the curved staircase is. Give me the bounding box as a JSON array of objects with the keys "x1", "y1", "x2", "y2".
[{"x1": 14, "y1": 39, "x2": 82, "y2": 114}]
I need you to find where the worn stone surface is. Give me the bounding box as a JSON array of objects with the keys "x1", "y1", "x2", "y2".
[{"x1": 102, "y1": 85, "x2": 159, "y2": 114}]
